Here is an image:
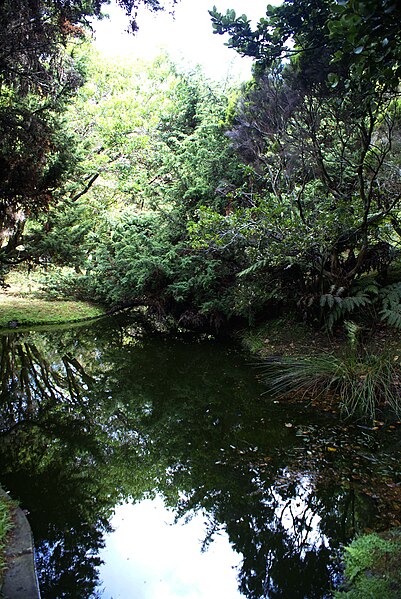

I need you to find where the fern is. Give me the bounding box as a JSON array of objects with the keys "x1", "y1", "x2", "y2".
[
  {"x1": 381, "y1": 307, "x2": 401, "y2": 328},
  {"x1": 238, "y1": 259, "x2": 270, "y2": 278},
  {"x1": 379, "y1": 283, "x2": 401, "y2": 329},
  {"x1": 321, "y1": 285, "x2": 372, "y2": 331},
  {"x1": 344, "y1": 320, "x2": 361, "y2": 351},
  {"x1": 320, "y1": 278, "x2": 401, "y2": 330}
]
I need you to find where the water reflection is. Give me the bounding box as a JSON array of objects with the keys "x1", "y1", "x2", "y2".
[
  {"x1": 98, "y1": 497, "x2": 243, "y2": 599},
  {"x1": 0, "y1": 316, "x2": 399, "y2": 598}
]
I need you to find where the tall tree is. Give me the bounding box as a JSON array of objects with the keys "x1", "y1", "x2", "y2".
[
  {"x1": 209, "y1": 0, "x2": 401, "y2": 84},
  {"x1": 197, "y1": 0, "x2": 401, "y2": 326},
  {"x1": 0, "y1": 0, "x2": 177, "y2": 280}
]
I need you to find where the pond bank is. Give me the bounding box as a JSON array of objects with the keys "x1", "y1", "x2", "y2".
[
  {"x1": 0, "y1": 294, "x2": 105, "y2": 330},
  {"x1": 0, "y1": 488, "x2": 40, "y2": 599},
  {"x1": 238, "y1": 315, "x2": 401, "y2": 358}
]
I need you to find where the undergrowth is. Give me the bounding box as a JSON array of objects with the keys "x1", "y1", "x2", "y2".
[
  {"x1": 260, "y1": 343, "x2": 401, "y2": 421},
  {"x1": 0, "y1": 495, "x2": 13, "y2": 578},
  {"x1": 335, "y1": 530, "x2": 401, "y2": 598}
]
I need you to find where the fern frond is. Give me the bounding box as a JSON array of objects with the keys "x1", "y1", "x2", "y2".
[
  {"x1": 380, "y1": 307, "x2": 401, "y2": 329},
  {"x1": 379, "y1": 283, "x2": 401, "y2": 329},
  {"x1": 238, "y1": 259, "x2": 270, "y2": 278},
  {"x1": 342, "y1": 294, "x2": 370, "y2": 312},
  {"x1": 321, "y1": 289, "x2": 372, "y2": 331},
  {"x1": 379, "y1": 282, "x2": 401, "y2": 309}
]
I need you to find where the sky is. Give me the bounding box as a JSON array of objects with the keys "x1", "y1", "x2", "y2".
[{"x1": 93, "y1": 0, "x2": 281, "y2": 81}]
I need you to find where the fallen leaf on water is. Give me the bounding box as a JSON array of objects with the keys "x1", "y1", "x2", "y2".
[{"x1": 327, "y1": 446, "x2": 337, "y2": 452}]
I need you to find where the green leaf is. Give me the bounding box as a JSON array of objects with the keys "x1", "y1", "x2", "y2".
[{"x1": 327, "y1": 72, "x2": 339, "y2": 87}]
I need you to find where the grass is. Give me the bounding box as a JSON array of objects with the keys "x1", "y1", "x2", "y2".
[
  {"x1": 335, "y1": 530, "x2": 401, "y2": 598},
  {"x1": 0, "y1": 295, "x2": 105, "y2": 328},
  {"x1": 0, "y1": 495, "x2": 13, "y2": 580},
  {"x1": 0, "y1": 268, "x2": 105, "y2": 328},
  {"x1": 259, "y1": 350, "x2": 401, "y2": 421},
  {"x1": 241, "y1": 316, "x2": 401, "y2": 421}
]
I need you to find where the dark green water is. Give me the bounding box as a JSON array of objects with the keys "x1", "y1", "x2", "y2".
[{"x1": 0, "y1": 316, "x2": 400, "y2": 598}]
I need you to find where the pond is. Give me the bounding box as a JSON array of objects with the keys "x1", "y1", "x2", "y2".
[{"x1": 0, "y1": 315, "x2": 400, "y2": 598}]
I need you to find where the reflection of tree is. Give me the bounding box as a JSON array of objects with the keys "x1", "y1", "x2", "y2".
[
  {"x1": 0, "y1": 318, "x2": 399, "y2": 598},
  {"x1": 0, "y1": 327, "x2": 123, "y2": 598},
  {"x1": 0, "y1": 433, "x2": 111, "y2": 597},
  {"x1": 0, "y1": 333, "x2": 98, "y2": 434},
  {"x1": 107, "y1": 347, "x2": 382, "y2": 599}
]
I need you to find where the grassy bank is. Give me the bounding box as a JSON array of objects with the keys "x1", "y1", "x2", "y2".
[
  {"x1": 0, "y1": 269, "x2": 105, "y2": 329},
  {"x1": 0, "y1": 295, "x2": 105, "y2": 329},
  {"x1": 240, "y1": 317, "x2": 401, "y2": 420},
  {"x1": 0, "y1": 494, "x2": 13, "y2": 584}
]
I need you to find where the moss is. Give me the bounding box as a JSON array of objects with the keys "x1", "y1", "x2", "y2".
[{"x1": 335, "y1": 530, "x2": 401, "y2": 598}]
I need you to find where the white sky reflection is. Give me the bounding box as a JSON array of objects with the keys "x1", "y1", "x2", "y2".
[{"x1": 97, "y1": 496, "x2": 243, "y2": 598}]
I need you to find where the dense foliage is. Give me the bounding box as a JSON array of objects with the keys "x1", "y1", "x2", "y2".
[
  {"x1": 198, "y1": 0, "x2": 401, "y2": 329},
  {"x1": 0, "y1": 0, "x2": 176, "y2": 281},
  {"x1": 26, "y1": 52, "x2": 245, "y2": 329},
  {"x1": 2, "y1": 0, "x2": 401, "y2": 335}
]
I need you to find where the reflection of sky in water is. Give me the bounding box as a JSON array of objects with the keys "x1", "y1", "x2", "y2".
[
  {"x1": 273, "y1": 473, "x2": 329, "y2": 555},
  {"x1": 98, "y1": 497, "x2": 243, "y2": 599}
]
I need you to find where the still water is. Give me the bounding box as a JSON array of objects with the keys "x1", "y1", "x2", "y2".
[{"x1": 0, "y1": 315, "x2": 400, "y2": 598}]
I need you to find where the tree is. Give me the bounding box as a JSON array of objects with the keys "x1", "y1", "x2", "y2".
[
  {"x1": 209, "y1": 0, "x2": 401, "y2": 84},
  {"x1": 0, "y1": 0, "x2": 177, "y2": 92},
  {"x1": 27, "y1": 52, "x2": 244, "y2": 330},
  {"x1": 0, "y1": 0, "x2": 178, "y2": 281},
  {"x1": 198, "y1": 0, "x2": 401, "y2": 327}
]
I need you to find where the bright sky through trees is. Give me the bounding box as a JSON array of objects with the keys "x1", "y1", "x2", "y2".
[{"x1": 93, "y1": 0, "x2": 281, "y2": 81}]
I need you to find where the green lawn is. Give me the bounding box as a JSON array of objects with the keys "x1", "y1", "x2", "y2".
[{"x1": 0, "y1": 295, "x2": 105, "y2": 329}]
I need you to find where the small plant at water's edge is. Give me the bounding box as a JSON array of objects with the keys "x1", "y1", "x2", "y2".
[
  {"x1": 0, "y1": 495, "x2": 13, "y2": 580},
  {"x1": 260, "y1": 350, "x2": 401, "y2": 421},
  {"x1": 335, "y1": 530, "x2": 401, "y2": 598}
]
